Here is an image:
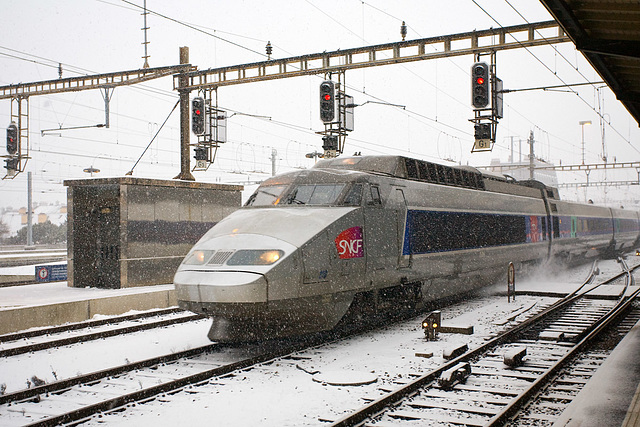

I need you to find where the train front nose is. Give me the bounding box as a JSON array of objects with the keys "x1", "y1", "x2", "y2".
[
  {"x1": 175, "y1": 270, "x2": 268, "y2": 306},
  {"x1": 173, "y1": 234, "x2": 296, "y2": 312}
]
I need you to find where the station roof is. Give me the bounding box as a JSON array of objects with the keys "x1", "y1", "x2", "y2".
[{"x1": 540, "y1": 0, "x2": 640, "y2": 126}]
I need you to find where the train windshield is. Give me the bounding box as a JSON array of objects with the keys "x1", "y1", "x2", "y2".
[
  {"x1": 283, "y1": 184, "x2": 345, "y2": 205},
  {"x1": 246, "y1": 185, "x2": 287, "y2": 206}
]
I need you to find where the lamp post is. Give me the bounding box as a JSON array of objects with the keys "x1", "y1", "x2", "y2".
[{"x1": 579, "y1": 120, "x2": 592, "y2": 165}]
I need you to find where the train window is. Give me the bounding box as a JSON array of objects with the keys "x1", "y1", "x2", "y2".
[
  {"x1": 342, "y1": 183, "x2": 363, "y2": 206},
  {"x1": 283, "y1": 184, "x2": 345, "y2": 205},
  {"x1": 553, "y1": 217, "x2": 560, "y2": 238},
  {"x1": 368, "y1": 185, "x2": 382, "y2": 205},
  {"x1": 226, "y1": 249, "x2": 284, "y2": 265},
  {"x1": 246, "y1": 185, "x2": 288, "y2": 206}
]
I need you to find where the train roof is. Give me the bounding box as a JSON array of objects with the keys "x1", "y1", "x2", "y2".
[{"x1": 314, "y1": 155, "x2": 560, "y2": 200}]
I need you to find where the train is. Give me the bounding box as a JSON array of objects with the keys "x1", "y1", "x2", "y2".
[{"x1": 173, "y1": 155, "x2": 640, "y2": 342}]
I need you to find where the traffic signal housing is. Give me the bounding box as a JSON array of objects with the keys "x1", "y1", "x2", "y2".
[
  {"x1": 319, "y1": 81, "x2": 335, "y2": 123},
  {"x1": 191, "y1": 97, "x2": 205, "y2": 135},
  {"x1": 474, "y1": 123, "x2": 491, "y2": 141},
  {"x1": 422, "y1": 310, "x2": 441, "y2": 341},
  {"x1": 4, "y1": 158, "x2": 18, "y2": 173},
  {"x1": 6, "y1": 123, "x2": 18, "y2": 155},
  {"x1": 471, "y1": 62, "x2": 489, "y2": 109}
]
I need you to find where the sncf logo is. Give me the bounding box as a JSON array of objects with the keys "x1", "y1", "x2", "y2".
[{"x1": 335, "y1": 226, "x2": 364, "y2": 259}]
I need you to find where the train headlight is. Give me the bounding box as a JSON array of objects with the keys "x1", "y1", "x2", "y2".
[
  {"x1": 227, "y1": 250, "x2": 285, "y2": 265},
  {"x1": 183, "y1": 250, "x2": 214, "y2": 265}
]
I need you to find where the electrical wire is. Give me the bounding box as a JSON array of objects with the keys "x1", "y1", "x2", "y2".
[
  {"x1": 120, "y1": 0, "x2": 267, "y2": 59},
  {"x1": 471, "y1": 0, "x2": 640, "y2": 156},
  {"x1": 127, "y1": 99, "x2": 179, "y2": 175}
]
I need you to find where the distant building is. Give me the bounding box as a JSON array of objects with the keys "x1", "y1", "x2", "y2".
[{"x1": 0, "y1": 204, "x2": 67, "y2": 239}]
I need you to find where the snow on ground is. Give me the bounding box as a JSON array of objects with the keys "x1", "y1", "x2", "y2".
[
  {"x1": 0, "y1": 257, "x2": 637, "y2": 425},
  {"x1": 0, "y1": 319, "x2": 212, "y2": 394},
  {"x1": 78, "y1": 293, "x2": 559, "y2": 426}
]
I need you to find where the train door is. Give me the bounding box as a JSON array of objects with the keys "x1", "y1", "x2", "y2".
[
  {"x1": 395, "y1": 188, "x2": 411, "y2": 268},
  {"x1": 543, "y1": 200, "x2": 555, "y2": 257},
  {"x1": 363, "y1": 184, "x2": 398, "y2": 278},
  {"x1": 571, "y1": 216, "x2": 578, "y2": 238}
]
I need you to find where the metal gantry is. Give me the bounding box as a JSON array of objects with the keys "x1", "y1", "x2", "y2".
[
  {"x1": 0, "y1": 64, "x2": 193, "y2": 100},
  {"x1": 558, "y1": 180, "x2": 639, "y2": 188},
  {"x1": 174, "y1": 21, "x2": 567, "y2": 91},
  {"x1": 0, "y1": 64, "x2": 195, "y2": 179},
  {"x1": 0, "y1": 21, "x2": 569, "y2": 179}
]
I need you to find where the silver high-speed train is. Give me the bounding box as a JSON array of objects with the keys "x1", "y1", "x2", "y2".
[{"x1": 174, "y1": 155, "x2": 640, "y2": 342}]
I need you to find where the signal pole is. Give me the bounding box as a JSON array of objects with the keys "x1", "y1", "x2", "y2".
[
  {"x1": 176, "y1": 47, "x2": 194, "y2": 181},
  {"x1": 27, "y1": 171, "x2": 33, "y2": 248}
]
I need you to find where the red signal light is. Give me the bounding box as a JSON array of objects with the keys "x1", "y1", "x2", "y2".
[
  {"x1": 195, "y1": 109, "x2": 201, "y2": 115},
  {"x1": 323, "y1": 94, "x2": 331, "y2": 101},
  {"x1": 476, "y1": 77, "x2": 485, "y2": 85}
]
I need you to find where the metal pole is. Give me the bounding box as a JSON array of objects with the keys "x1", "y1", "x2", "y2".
[
  {"x1": 175, "y1": 47, "x2": 194, "y2": 181},
  {"x1": 529, "y1": 131, "x2": 534, "y2": 180},
  {"x1": 142, "y1": 0, "x2": 150, "y2": 68},
  {"x1": 581, "y1": 124, "x2": 585, "y2": 165},
  {"x1": 270, "y1": 149, "x2": 277, "y2": 176},
  {"x1": 510, "y1": 136, "x2": 514, "y2": 163},
  {"x1": 27, "y1": 171, "x2": 33, "y2": 247}
]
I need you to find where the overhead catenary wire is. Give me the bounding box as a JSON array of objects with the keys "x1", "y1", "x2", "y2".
[
  {"x1": 120, "y1": 0, "x2": 267, "y2": 59},
  {"x1": 126, "y1": 99, "x2": 180, "y2": 175}
]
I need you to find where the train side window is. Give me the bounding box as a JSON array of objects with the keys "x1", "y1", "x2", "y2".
[
  {"x1": 368, "y1": 185, "x2": 382, "y2": 206},
  {"x1": 343, "y1": 183, "x2": 363, "y2": 206}
]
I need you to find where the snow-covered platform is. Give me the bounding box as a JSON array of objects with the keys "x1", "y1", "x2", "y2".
[
  {"x1": 552, "y1": 318, "x2": 640, "y2": 427},
  {"x1": 0, "y1": 281, "x2": 175, "y2": 335}
]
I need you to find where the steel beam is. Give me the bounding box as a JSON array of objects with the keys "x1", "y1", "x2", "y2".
[
  {"x1": 557, "y1": 180, "x2": 639, "y2": 188},
  {"x1": 175, "y1": 21, "x2": 568, "y2": 90},
  {"x1": 482, "y1": 161, "x2": 640, "y2": 173},
  {"x1": 0, "y1": 64, "x2": 195, "y2": 100}
]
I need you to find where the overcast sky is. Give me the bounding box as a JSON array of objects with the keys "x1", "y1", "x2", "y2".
[{"x1": 0, "y1": 0, "x2": 638, "y2": 210}]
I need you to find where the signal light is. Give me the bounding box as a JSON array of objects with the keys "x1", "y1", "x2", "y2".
[
  {"x1": 471, "y1": 62, "x2": 489, "y2": 109},
  {"x1": 194, "y1": 147, "x2": 207, "y2": 161},
  {"x1": 422, "y1": 310, "x2": 441, "y2": 341},
  {"x1": 4, "y1": 157, "x2": 18, "y2": 172},
  {"x1": 319, "y1": 81, "x2": 335, "y2": 123},
  {"x1": 6, "y1": 123, "x2": 18, "y2": 155},
  {"x1": 192, "y1": 97, "x2": 205, "y2": 135},
  {"x1": 474, "y1": 123, "x2": 491, "y2": 140}
]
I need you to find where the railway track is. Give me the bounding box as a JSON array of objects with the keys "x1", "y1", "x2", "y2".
[
  {"x1": 0, "y1": 303, "x2": 419, "y2": 426},
  {"x1": 1, "y1": 260, "x2": 636, "y2": 426},
  {"x1": 0, "y1": 308, "x2": 203, "y2": 357},
  {"x1": 0, "y1": 334, "x2": 330, "y2": 426},
  {"x1": 330, "y1": 259, "x2": 639, "y2": 426}
]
